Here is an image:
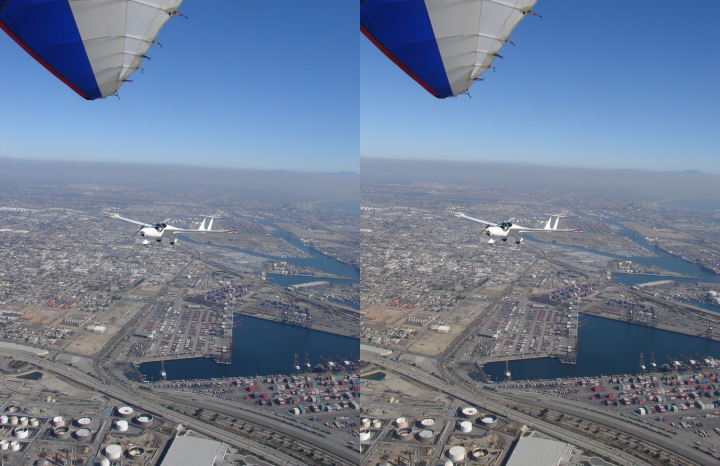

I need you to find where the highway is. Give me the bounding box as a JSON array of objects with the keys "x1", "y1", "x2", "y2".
[
  {"x1": 157, "y1": 389, "x2": 362, "y2": 464},
  {"x1": 364, "y1": 352, "x2": 653, "y2": 466},
  {"x1": 4, "y1": 349, "x2": 309, "y2": 466},
  {"x1": 498, "y1": 389, "x2": 713, "y2": 466}
]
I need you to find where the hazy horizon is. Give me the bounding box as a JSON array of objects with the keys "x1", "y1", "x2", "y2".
[
  {"x1": 0, "y1": 157, "x2": 359, "y2": 202},
  {"x1": 361, "y1": 158, "x2": 720, "y2": 202}
]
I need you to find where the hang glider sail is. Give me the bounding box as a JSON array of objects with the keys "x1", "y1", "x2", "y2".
[
  {"x1": 0, "y1": 0, "x2": 185, "y2": 100},
  {"x1": 361, "y1": 0, "x2": 539, "y2": 98}
]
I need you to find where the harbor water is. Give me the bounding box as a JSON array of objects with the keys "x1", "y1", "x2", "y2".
[
  {"x1": 141, "y1": 315, "x2": 358, "y2": 380},
  {"x1": 489, "y1": 212, "x2": 720, "y2": 381},
  {"x1": 143, "y1": 203, "x2": 359, "y2": 380}
]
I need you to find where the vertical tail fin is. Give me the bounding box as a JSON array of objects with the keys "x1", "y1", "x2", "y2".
[
  {"x1": 198, "y1": 216, "x2": 217, "y2": 231},
  {"x1": 543, "y1": 215, "x2": 562, "y2": 230}
]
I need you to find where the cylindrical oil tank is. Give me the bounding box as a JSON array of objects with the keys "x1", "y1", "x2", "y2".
[
  {"x1": 135, "y1": 414, "x2": 153, "y2": 426},
  {"x1": 394, "y1": 417, "x2": 409, "y2": 428},
  {"x1": 127, "y1": 446, "x2": 146, "y2": 458},
  {"x1": 416, "y1": 429, "x2": 435, "y2": 443},
  {"x1": 457, "y1": 421, "x2": 472, "y2": 433},
  {"x1": 105, "y1": 444, "x2": 123, "y2": 460},
  {"x1": 113, "y1": 419, "x2": 128, "y2": 432},
  {"x1": 13, "y1": 427, "x2": 29, "y2": 439},
  {"x1": 9, "y1": 441, "x2": 20, "y2": 452},
  {"x1": 8, "y1": 416, "x2": 18, "y2": 425},
  {"x1": 76, "y1": 417, "x2": 92, "y2": 427},
  {"x1": 448, "y1": 446, "x2": 466, "y2": 462},
  {"x1": 19, "y1": 417, "x2": 28, "y2": 426},
  {"x1": 371, "y1": 419, "x2": 381, "y2": 429},
  {"x1": 6, "y1": 405, "x2": 17, "y2": 413},
  {"x1": 479, "y1": 414, "x2": 498, "y2": 425},
  {"x1": 361, "y1": 418, "x2": 371, "y2": 428},
  {"x1": 470, "y1": 448, "x2": 489, "y2": 461},
  {"x1": 74, "y1": 428, "x2": 91, "y2": 441},
  {"x1": 444, "y1": 461, "x2": 453, "y2": 466},
  {"x1": 394, "y1": 427, "x2": 412, "y2": 440},
  {"x1": 29, "y1": 418, "x2": 39, "y2": 427},
  {"x1": 0, "y1": 415, "x2": 7, "y2": 424},
  {"x1": 358, "y1": 429, "x2": 371, "y2": 442},
  {"x1": 460, "y1": 407, "x2": 478, "y2": 420},
  {"x1": 0, "y1": 440, "x2": 7, "y2": 450},
  {"x1": 116, "y1": 406, "x2": 134, "y2": 419},
  {"x1": 52, "y1": 416, "x2": 65, "y2": 427},
  {"x1": 101, "y1": 459, "x2": 111, "y2": 466},
  {"x1": 418, "y1": 418, "x2": 435, "y2": 428},
  {"x1": 52, "y1": 426, "x2": 70, "y2": 439}
]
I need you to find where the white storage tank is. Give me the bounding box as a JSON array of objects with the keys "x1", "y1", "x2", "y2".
[
  {"x1": 417, "y1": 429, "x2": 436, "y2": 443},
  {"x1": 394, "y1": 417, "x2": 409, "y2": 428},
  {"x1": 101, "y1": 459, "x2": 111, "y2": 466},
  {"x1": 29, "y1": 418, "x2": 39, "y2": 427},
  {"x1": 76, "y1": 417, "x2": 92, "y2": 427},
  {"x1": 0, "y1": 440, "x2": 7, "y2": 450},
  {"x1": 457, "y1": 421, "x2": 472, "y2": 433},
  {"x1": 113, "y1": 419, "x2": 128, "y2": 432},
  {"x1": 361, "y1": 418, "x2": 371, "y2": 428},
  {"x1": 0, "y1": 415, "x2": 8, "y2": 424},
  {"x1": 19, "y1": 417, "x2": 28, "y2": 426},
  {"x1": 105, "y1": 444, "x2": 123, "y2": 460},
  {"x1": 13, "y1": 427, "x2": 29, "y2": 439},
  {"x1": 75, "y1": 428, "x2": 92, "y2": 441},
  {"x1": 8, "y1": 416, "x2": 18, "y2": 425},
  {"x1": 52, "y1": 416, "x2": 65, "y2": 427},
  {"x1": 371, "y1": 419, "x2": 381, "y2": 428},
  {"x1": 136, "y1": 413, "x2": 154, "y2": 426},
  {"x1": 359, "y1": 429, "x2": 371, "y2": 441},
  {"x1": 116, "y1": 406, "x2": 134, "y2": 419},
  {"x1": 460, "y1": 407, "x2": 478, "y2": 419},
  {"x1": 448, "y1": 446, "x2": 466, "y2": 462},
  {"x1": 479, "y1": 414, "x2": 498, "y2": 425},
  {"x1": 9, "y1": 441, "x2": 20, "y2": 452}
]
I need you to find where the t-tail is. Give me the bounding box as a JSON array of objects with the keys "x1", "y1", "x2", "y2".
[
  {"x1": 543, "y1": 215, "x2": 564, "y2": 230},
  {"x1": 198, "y1": 216, "x2": 220, "y2": 231}
]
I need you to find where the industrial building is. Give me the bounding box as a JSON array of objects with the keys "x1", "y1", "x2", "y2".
[
  {"x1": 505, "y1": 436, "x2": 574, "y2": 466},
  {"x1": 160, "y1": 434, "x2": 228, "y2": 466}
]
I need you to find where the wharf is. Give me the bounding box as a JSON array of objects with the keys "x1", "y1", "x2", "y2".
[
  {"x1": 233, "y1": 307, "x2": 358, "y2": 339},
  {"x1": 581, "y1": 289, "x2": 720, "y2": 341}
]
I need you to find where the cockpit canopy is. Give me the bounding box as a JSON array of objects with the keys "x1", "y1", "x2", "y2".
[
  {"x1": 499, "y1": 222, "x2": 513, "y2": 231},
  {"x1": 153, "y1": 223, "x2": 167, "y2": 232}
]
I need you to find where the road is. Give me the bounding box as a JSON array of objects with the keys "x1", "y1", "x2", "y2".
[
  {"x1": 363, "y1": 352, "x2": 653, "y2": 466},
  {"x1": 5, "y1": 349, "x2": 309, "y2": 466},
  {"x1": 499, "y1": 389, "x2": 713, "y2": 466},
  {"x1": 157, "y1": 390, "x2": 362, "y2": 464}
]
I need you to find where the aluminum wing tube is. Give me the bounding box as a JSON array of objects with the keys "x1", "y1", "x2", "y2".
[
  {"x1": 361, "y1": 0, "x2": 538, "y2": 98},
  {"x1": 0, "y1": 0, "x2": 184, "y2": 99}
]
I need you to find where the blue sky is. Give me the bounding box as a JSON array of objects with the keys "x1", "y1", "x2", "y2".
[
  {"x1": 361, "y1": 1, "x2": 720, "y2": 174},
  {"x1": 0, "y1": 1, "x2": 359, "y2": 173}
]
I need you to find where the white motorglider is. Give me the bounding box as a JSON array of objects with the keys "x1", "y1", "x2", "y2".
[
  {"x1": 111, "y1": 214, "x2": 236, "y2": 245},
  {"x1": 456, "y1": 213, "x2": 581, "y2": 244}
]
